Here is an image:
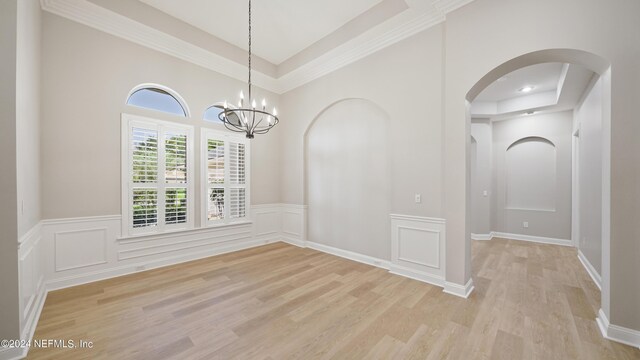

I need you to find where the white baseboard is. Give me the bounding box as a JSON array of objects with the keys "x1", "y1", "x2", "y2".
[
  {"x1": 280, "y1": 236, "x2": 306, "y2": 248},
  {"x1": 443, "y1": 278, "x2": 475, "y2": 298},
  {"x1": 577, "y1": 250, "x2": 602, "y2": 290},
  {"x1": 597, "y1": 309, "x2": 640, "y2": 349},
  {"x1": 389, "y1": 264, "x2": 444, "y2": 287},
  {"x1": 305, "y1": 241, "x2": 391, "y2": 270},
  {"x1": 471, "y1": 233, "x2": 492, "y2": 240},
  {"x1": 472, "y1": 231, "x2": 572, "y2": 246},
  {"x1": 47, "y1": 237, "x2": 277, "y2": 291}
]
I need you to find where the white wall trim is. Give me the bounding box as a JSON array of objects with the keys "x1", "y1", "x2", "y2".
[
  {"x1": 389, "y1": 264, "x2": 444, "y2": 286},
  {"x1": 39, "y1": 0, "x2": 475, "y2": 94},
  {"x1": 390, "y1": 213, "x2": 446, "y2": 224},
  {"x1": 471, "y1": 231, "x2": 572, "y2": 247},
  {"x1": 470, "y1": 233, "x2": 492, "y2": 240},
  {"x1": 46, "y1": 236, "x2": 272, "y2": 291},
  {"x1": 306, "y1": 241, "x2": 391, "y2": 270},
  {"x1": 597, "y1": 309, "x2": 640, "y2": 349},
  {"x1": 390, "y1": 215, "x2": 446, "y2": 288},
  {"x1": 443, "y1": 278, "x2": 475, "y2": 298},
  {"x1": 577, "y1": 250, "x2": 602, "y2": 290}
]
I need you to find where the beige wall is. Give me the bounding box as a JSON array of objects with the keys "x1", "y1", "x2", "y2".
[
  {"x1": 0, "y1": 0, "x2": 21, "y2": 344},
  {"x1": 307, "y1": 99, "x2": 391, "y2": 260},
  {"x1": 575, "y1": 76, "x2": 603, "y2": 273},
  {"x1": 16, "y1": 0, "x2": 42, "y2": 238},
  {"x1": 443, "y1": 0, "x2": 639, "y2": 330},
  {"x1": 280, "y1": 27, "x2": 445, "y2": 219},
  {"x1": 40, "y1": 13, "x2": 282, "y2": 221},
  {"x1": 470, "y1": 120, "x2": 491, "y2": 234},
  {"x1": 491, "y1": 112, "x2": 573, "y2": 239}
]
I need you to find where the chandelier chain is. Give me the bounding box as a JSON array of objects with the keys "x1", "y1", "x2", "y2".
[{"x1": 248, "y1": 0, "x2": 252, "y2": 101}]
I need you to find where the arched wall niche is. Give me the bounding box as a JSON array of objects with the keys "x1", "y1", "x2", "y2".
[
  {"x1": 304, "y1": 98, "x2": 392, "y2": 260},
  {"x1": 505, "y1": 136, "x2": 557, "y2": 211}
]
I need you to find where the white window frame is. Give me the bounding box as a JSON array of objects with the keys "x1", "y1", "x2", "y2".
[
  {"x1": 121, "y1": 113, "x2": 195, "y2": 236},
  {"x1": 201, "y1": 128, "x2": 251, "y2": 227}
]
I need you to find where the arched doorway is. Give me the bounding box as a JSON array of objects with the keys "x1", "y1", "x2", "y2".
[{"x1": 463, "y1": 48, "x2": 612, "y2": 321}]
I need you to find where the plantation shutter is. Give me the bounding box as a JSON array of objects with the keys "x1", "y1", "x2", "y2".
[
  {"x1": 131, "y1": 127, "x2": 159, "y2": 229},
  {"x1": 125, "y1": 116, "x2": 193, "y2": 235},
  {"x1": 202, "y1": 130, "x2": 249, "y2": 225},
  {"x1": 228, "y1": 142, "x2": 246, "y2": 219}
]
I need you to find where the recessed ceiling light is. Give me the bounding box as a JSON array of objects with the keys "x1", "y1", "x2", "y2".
[{"x1": 519, "y1": 86, "x2": 534, "y2": 93}]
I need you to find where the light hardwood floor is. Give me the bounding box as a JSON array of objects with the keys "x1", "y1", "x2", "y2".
[{"x1": 27, "y1": 239, "x2": 640, "y2": 359}]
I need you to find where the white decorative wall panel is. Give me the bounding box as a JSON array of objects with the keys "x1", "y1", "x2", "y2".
[
  {"x1": 54, "y1": 228, "x2": 107, "y2": 271},
  {"x1": 390, "y1": 214, "x2": 446, "y2": 286},
  {"x1": 397, "y1": 226, "x2": 440, "y2": 268}
]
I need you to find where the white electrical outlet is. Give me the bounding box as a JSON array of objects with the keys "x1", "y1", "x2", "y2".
[
  {"x1": 483, "y1": 190, "x2": 488, "y2": 197},
  {"x1": 415, "y1": 194, "x2": 421, "y2": 203},
  {"x1": 523, "y1": 221, "x2": 529, "y2": 228}
]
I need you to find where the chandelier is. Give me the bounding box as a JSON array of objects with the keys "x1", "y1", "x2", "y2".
[{"x1": 219, "y1": 0, "x2": 279, "y2": 139}]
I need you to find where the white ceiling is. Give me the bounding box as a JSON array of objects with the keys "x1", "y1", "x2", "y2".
[
  {"x1": 474, "y1": 63, "x2": 564, "y2": 102},
  {"x1": 138, "y1": 0, "x2": 385, "y2": 65}
]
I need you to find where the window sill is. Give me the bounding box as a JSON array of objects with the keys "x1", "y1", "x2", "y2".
[{"x1": 118, "y1": 220, "x2": 253, "y2": 242}]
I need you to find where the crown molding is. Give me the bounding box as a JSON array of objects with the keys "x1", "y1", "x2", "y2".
[
  {"x1": 39, "y1": 0, "x2": 279, "y2": 92},
  {"x1": 40, "y1": 0, "x2": 475, "y2": 95}
]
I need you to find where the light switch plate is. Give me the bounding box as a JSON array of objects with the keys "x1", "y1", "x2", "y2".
[{"x1": 415, "y1": 194, "x2": 421, "y2": 203}]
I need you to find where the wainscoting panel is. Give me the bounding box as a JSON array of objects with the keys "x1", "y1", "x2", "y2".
[
  {"x1": 54, "y1": 228, "x2": 108, "y2": 271},
  {"x1": 18, "y1": 224, "x2": 46, "y2": 342},
  {"x1": 390, "y1": 214, "x2": 446, "y2": 286},
  {"x1": 252, "y1": 204, "x2": 282, "y2": 239},
  {"x1": 281, "y1": 204, "x2": 307, "y2": 247}
]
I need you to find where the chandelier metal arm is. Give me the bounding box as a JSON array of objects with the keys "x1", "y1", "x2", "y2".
[{"x1": 219, "y1": 0, "x2": 279, "y2": 139}]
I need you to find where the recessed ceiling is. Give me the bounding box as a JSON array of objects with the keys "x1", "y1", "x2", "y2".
[
  {"x1": 471, "y1": 62, "x2": 595, "y2": 120},
  {"x1": 474, "y1": 62, "x2": 564, "y2": 102},
  {"x1": 138, "y1": 0, "x2": 385, "y2": 65}
]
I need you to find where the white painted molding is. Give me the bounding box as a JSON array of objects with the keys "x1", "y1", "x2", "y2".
[
  {"x1": 40, "y1": 214, "x2": 121, "y2": 225},
  {"x1": 470, "y1": 233, "x2": 492, "y2": 241},
  {"x1": 389, "y1": 264, "x2": 444, "y2": 286},
  {"x1": 39, "y1": 0, "x2": 278, "y2": 92},
  {"x1": 577, "y1": 250, "x2": 602, "y2": 290},
  {"x1": 306, "y1": 241, "x2": 391, "y2": 270},
  {"x1": 47, "y1": 237, "x2": 272, "y2": 291},
  {"x1": 443, "y1": 278, "x2": 475, "y2": 298},
  {"x1": 39, "y1": 0, "x2": 476, "y2": 94},
  {"x1": 472, "y1": 231, "x2": 572, "y2": 246},
  {"x1": 390, "y1": 214, "x2": 446, "y2": 224},
  {"x1": 597, "y1": 309, "x2": 640, "y2": 349},
  {"x1": 390, "y1": 214, "x2": 446, "y2": 288}
]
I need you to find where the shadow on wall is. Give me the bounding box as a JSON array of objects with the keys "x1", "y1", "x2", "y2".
[{"x1": 304, "y1": 98, "x2": 392, "y2": 260}]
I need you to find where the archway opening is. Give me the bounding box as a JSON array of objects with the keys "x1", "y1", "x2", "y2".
[{"x1": 464, "y1": 49, "x2": 612, "y2": 319}]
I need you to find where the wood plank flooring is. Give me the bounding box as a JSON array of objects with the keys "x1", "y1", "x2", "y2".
[{"x1": 27, "y1": 239, "x2": 640, "y2": 359}]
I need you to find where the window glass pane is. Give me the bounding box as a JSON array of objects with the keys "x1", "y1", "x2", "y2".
[
  {"x1": 208, "y1": 188, "x2": 225, "y2": 221},
  {"x1": 165, "y1": 188, "x2": 187, "y2": 225},
  {"x1": 229, "y1": 188, "x2": 246, "y2": 219},
  {"x1": 165, "y1": 133, "x2": 187, "y2": 184},
  {"x1": 132, "y1": 128, "x2": 158, "y2": 183},
  {"x1": 208, "y1": 139, "x2": 225, "y2": 184},
  {"x1": 203, "y1": 106, "x2": 223, "y2": 123},
  {"x1": 229, "y1": 142, "x2": 245, "y2": 185},
  {"x1": 127, "y1": 88, "x2": 186, "y2": 116},
  {"x1": 132, "y1": 188, "x2": 158, "y2": 228}
]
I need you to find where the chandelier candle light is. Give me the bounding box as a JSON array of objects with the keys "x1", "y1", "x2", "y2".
[{"x1": 219, "y1": 0, "x2": 279, "y2": 138}]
